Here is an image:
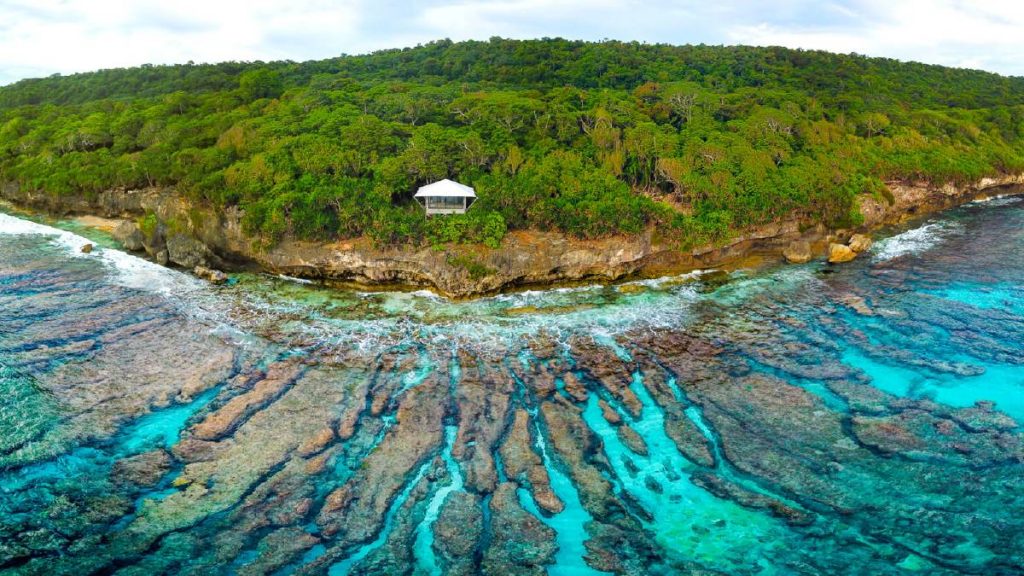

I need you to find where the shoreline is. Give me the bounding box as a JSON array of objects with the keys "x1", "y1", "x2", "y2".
[{"x1": 2, "y1": 175, "x2": 1022, "y2": 298}]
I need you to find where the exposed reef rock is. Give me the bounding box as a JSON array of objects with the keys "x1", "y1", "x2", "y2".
[
  {"x1": 193, "y1": 265, "x2": 229, "y2": 285},
  {"x1": 3, "y1": 196, "x2": 1024, "y2": 576},
  {"x1": 828, "y1": 242, "x2": 857, "y2": 263},
  {"x1": 848, "y1": 233, "x2": 873, "y2": 253},
  {"x1": 782, "y1": 239, "x2": 812, "y2": 263}
]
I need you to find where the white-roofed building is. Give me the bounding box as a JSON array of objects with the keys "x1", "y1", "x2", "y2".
[{"x1": 414, "y1": 179, "x2": 477, "y2": 215}]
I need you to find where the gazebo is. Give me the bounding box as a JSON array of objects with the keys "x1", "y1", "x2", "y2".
[{"x1": 414, "y1": 179, "x2": 476, "y2": 215}]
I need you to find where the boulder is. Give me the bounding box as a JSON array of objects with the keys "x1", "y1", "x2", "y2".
[
  {"x1": 194, "y1": 265, "x2": 229, "y2": 285},
  {"x1": 828, "y1": 243, "x2": 857, "y2": 263},
  {"x1": 167, "y1": 233, "x2": 212, "y2": 269},
  {"x1": 80, "y1": 243, "x2": 93, "y2": 254},
  {"x1": 155, "y1": 249, "x2": 169, "y2": 266},
  {"x1": 848, "y1": 233, "x2": 873, "y2": 253},
  {"x1": 782, "y1": 240, "x2": 812, "y2": 264},
  {"x1": 112, "y1": 221, "x2": 145, "y2": 251}
]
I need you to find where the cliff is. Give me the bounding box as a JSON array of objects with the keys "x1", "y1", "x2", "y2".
[{"x1": 2, "y1": 175, "x2": 1022, "y2": 297}]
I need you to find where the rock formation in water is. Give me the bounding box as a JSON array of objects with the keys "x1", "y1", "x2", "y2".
[
  {"x1": 828, "y1": 242, "x2": 858, "y2": 263},
  {"x1": 848, "y1": 233, "x2": 873, "y2": 253},
  {"x1": 782, "y1": 239, "x2": 813, "y2": 263},
  {"x1": 2, "y1": 195, "x2": 1023, "y2": 575}
]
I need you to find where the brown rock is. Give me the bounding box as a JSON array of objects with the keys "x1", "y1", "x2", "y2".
[
  {"x1": 452, "y1": 353, "x2": 513, "y2": 494},
  {"x1": 236, "y1": 527, "x2": 319, "y2": 576},
  {"x1": 80, "y1": 243, "x2": 94, "y2": 254},
  {"x1": 481, "y1": 483, "x2": 557, "y2": 575},
  {"x1": 170, "y1": 438, "x2": 216, "y2": 462},
  {"x1": 317, "y1": 372, "x2": 445, "y2": 541},
  {"x1": 838, "y1": 293, "x2": 874, "y2": 316},
  {"x1": 305, "y1": 453, "x2": 330, "y2": 475},
  {"x1": 112, "y1": 220, "x2": 145, "y2": 251},
  {"x1": 561, "y1": 372, "x2": 588, "y2": 402},
  {"x1": 111, "y1": 450, "x2": 171, "y2": 486},
  {"x1": 193, "y1": 265, "x2": 228, "y2": 284},
  {"x1": 828, "y1": 243, "x2": 857, "y2": 263},
  {"x1": 499, "y1": 410, "x2": 565, "y2": 515},
  {"x1": 848, "y1": 233, "x2": 873, "y2": 253},
  {"x1": 541, "y1": 399, "x2": 618, "y2": 518},
  {"x1": 191, "y1": 361, "x2": 301, "y2": 441},
  {"x1": 782, "y1": 240, "x2": 812, "y2": 264},
  {"x1": 297, "y1": 427, "x2": 336, "y2": 457},
  {"x1": 690, "y1": 471, "x2": 814, "y2": 526},
  {"x1": 571, "y1": 338, "x2": 642, "y2": 417},
  {"x1": 336, "y1": 408, "x2": 360, "y2": 440},
  {"x1": 530, "y1": 478, "x2": 565, "y2": 515},
  {"x1": 434, "y1": 491, "x2": 484, "y2": 576},
  {"x1": 617, "y1": 425, "x2": 649, "y2": 456},
  {"x1": 599, "y1": 399, "x2": 622, "y2": 425}
]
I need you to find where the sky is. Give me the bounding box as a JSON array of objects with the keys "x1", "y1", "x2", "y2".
[{"x1": 1, "y1": 0, "x2": 1023, "y2": 86}]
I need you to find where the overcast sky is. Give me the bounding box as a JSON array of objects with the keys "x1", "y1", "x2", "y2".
[{"x1": 1, "y1": 0, "x2": 1023, "y2": 86}]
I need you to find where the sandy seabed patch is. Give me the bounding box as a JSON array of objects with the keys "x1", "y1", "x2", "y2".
[{"x1": 73, "y1": 214, "x2": 125, "y2": 232}]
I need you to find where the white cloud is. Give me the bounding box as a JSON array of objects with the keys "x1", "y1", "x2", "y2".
[
  {"x1": 0, "y1": 0, "x2": 367, "y2": 83},
  {"x1": 728, "y1": 0, "x2": 1024, "y2": 72},
  {"x1": 0, "y1": 0, "x2": 1022, "y2": 86}
]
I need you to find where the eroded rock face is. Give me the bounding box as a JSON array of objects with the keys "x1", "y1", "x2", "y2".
[
  {"x1": 111, "y1": 450, "x2": 172, "y2": 487},
  {"x1": 828, "y1": 242, "x2": 857, "y2": 263},
  {"x1": 167, "y1": 233, "x2": 215, "y2": 269},
  {"x1": 112, "y1": 221, "x2": 145, "y2": 251},
  {"x1": 783, "y1": 239, "x2": 813, "y2": 263},
  {"x1": 482, "y1": 483, "x2": 558, "y2": 575},
  {"x1": 9, "y1": 175, "x2": 1019, "y2": 296},
  {"x1": 499, "y1": 410, "x2": 565, "y2": 515},
  {"x1": 193, "y1": 265, "x2": 229, "y2": 285},
  {"x1": 848, "y1": 233, "x2": 873, "y2": 253},
  {"x1": 433, "y1": 491, "x2": 484, "y2": 576}
]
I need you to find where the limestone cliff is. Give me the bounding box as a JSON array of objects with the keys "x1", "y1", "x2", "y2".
[{"x1": 2, "y1": 174, "x2": 1022, "y2": 297}]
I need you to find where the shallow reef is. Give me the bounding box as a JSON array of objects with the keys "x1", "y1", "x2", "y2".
[{"x1": 1, "y1": 197, "x2": 1022, "y2": 575}]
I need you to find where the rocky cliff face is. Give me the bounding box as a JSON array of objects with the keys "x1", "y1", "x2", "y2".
[
  {"x1": 2, "y1": 174, "x2": 1022, "y2": 297},
  {"x1": 860, "y1": 173, "x2": 1024, "y2": 228}
]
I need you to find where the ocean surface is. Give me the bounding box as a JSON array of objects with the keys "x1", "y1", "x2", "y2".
[{"x1": 1, "y1": 196, "x2": 1022, "y2": 575}]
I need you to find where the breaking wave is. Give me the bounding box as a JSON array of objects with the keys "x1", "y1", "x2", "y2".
[{"x1": 871, "y1": 219, "x2": 964, "y2": 262}]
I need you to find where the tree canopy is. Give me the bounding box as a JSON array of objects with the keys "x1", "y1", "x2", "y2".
[{"x1": 2, "y1": 38, "x2": 1022, "y2": 249}]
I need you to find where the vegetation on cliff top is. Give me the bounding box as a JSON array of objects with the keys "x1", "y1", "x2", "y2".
[{"x1": 1, "y1": 38, "x2": 1023, "y2": 249}]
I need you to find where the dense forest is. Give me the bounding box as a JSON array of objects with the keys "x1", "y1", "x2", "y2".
[{"x1": 2, "y1": 38, "x2": 1023, "y2": 249}]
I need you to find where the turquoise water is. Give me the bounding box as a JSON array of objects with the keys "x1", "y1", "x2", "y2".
[
  {"x1": 1, "y1": 194, "x2": 1023, "y2": 574},
  {"x1": 580, "y1": 374, "x2": 787, "y2": 571},
  {"x1": 327, "y1": 458, "x2": 432, "y2": 576},
  {"x1": 518, "y1": 407, "x2": 609, "y2": 576},
  {"x1": 412, "y1": 425, "x2": 464, "y2": 576}
]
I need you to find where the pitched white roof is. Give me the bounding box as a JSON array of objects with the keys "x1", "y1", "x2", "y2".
[{"x1": 414, "y1": 179, "x2": 476, "y2": 198}]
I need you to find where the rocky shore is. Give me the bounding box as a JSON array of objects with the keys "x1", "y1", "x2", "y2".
[
  {"x1": 2, "y1": 174, "x2": 1022, "y2": 297},
  {"x1": 2, "y1": 192, "x2": 1023, "y2": 574}
]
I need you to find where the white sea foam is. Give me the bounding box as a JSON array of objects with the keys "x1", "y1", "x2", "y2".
[
  {"x1": 409, "y1": 289, "x2": 444, "y2": 300},
  {"x1": 0, "y1": 212, "x2": 93, "y2": 255},
  {"x1": 621, "y1": 269, "x2": 711, "y2": 290},
  {"x1": 0, "y1": 211, "x2": 207, "y2": 297},
  {"x1": 971, "y1": 194, "x2": 1022, "y2": 207},
  {"x1": 101, "y1": 248, "x2": 207, "y2": 296},
  {"x1": 276, "y1": 274, "x2": 315, "y2": 285},
  {"x1": 871, "y1": 220, "x2": 964, "y2": 262},
  {"x1": 0, "y1": 211, "x2": 811, "y2": 354}
]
